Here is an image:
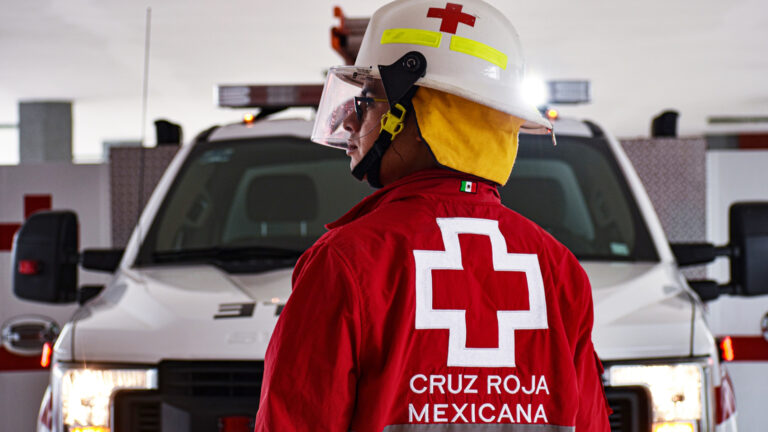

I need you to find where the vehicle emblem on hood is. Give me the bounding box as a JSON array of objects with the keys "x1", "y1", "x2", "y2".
[{"x1": 215, "y1": 303, "x2": 256, "y2": 319}]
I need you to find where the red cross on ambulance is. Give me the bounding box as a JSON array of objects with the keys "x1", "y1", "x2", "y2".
[{"x1": 413, "y1": 217, "x2": 548, "y2": 368}]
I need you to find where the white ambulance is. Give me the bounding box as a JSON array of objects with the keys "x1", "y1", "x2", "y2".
[{"x1": 10, "y1": 84, "x2": 768, "y2": 432}]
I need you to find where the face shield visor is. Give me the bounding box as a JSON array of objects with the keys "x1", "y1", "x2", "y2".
[{"x1": 311, "y1": 67, "x2": 389, "y2": 150}]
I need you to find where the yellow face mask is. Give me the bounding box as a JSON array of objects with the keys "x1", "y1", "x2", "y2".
[{"x1": 412, "y1": 87, "x2": 525, "y2": 186}]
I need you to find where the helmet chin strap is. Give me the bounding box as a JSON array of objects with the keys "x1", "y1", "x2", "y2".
[{"x1": 351, "y1": 51, "x2": 427, "y2": 188}]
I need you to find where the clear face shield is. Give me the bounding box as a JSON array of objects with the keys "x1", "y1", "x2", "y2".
[{"x1": 311, "y1": 67, "x2": 390, "y2": 150}]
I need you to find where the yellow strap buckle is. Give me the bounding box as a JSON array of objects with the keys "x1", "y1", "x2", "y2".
[{"x1": 380, "y1": 103, "x2": 407, "y2": 140}]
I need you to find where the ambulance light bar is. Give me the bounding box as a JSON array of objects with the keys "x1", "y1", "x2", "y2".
[
  {"x1": 216, "y1": 80, "x2": 589, "y2": 110},
  {"x1": 217, "y1": 84, "x2": 324, "y2": 109},
  {"x1": 547, "y1": 80, "x2": 591, "y2": 105}
]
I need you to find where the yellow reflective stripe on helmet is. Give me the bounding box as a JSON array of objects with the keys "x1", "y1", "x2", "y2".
[
  {"x1": 450, "y1": 36, "x2": 508, "y2": 70},
  {"x1": 381, "y1": 28, "x2": 442, "y2": 48}
]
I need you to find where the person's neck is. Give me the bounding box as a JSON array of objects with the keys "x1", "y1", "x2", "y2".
[{"x1": 378, "y1": 138, "x2": 441, "y2": 185}]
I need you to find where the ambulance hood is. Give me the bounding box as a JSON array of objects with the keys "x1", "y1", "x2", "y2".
[
  {"x1": 583, "y1": 261, "x2": 713, "y2": 361},
  {"x1": 67, "y1": 265, "x2": 293, "y2": 364},
  {"x1": 65, "y1": 261, "x2": 714, "y2": 364}
]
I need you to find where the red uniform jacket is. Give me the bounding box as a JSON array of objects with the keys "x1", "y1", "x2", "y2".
[{"x1": 254, "y1": 170, "x2": 611, "y2": 432}]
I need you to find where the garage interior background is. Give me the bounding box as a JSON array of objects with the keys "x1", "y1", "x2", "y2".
[
  {"x1": 1, "y1": 1, "x2": 767, "y2": 431},
  {"x1": 0, "y1": 0, "x2": 766, "y2": 161}
]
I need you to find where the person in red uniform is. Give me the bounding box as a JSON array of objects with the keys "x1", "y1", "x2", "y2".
[{"x1": 254, "y1": 0, "x2": 611, "y2": 431}]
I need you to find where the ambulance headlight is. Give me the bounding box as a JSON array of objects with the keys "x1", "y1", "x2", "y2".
[
  {"x1": 52, "y1": 363, "x2": 157, "y2": 432},
  {"x1": 607, "y1": 362, "x2": 706, "y2": 432}
]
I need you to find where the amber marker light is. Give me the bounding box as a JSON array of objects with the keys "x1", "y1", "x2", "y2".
[
  {"x1": 546, "y1": 109, "x2": 559, "y2": 121},
  {"x1": 720, "y1": 336, "x2": 735, "y2": 362},
  {"x1": 243, "y1": 113, "x2": 255, "y2": 124},
  {"x1": 41, "y1": 342, "x2": 52, "y2": 368}
]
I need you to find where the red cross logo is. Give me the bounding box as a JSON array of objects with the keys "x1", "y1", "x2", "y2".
[
  {"x1": 427, "y1": 3, "x2": 476, "y2": 34},
  {"x1": 433, "y1": 234, "x2": 529, "y2": 349},
  {"x1": 413, "y1": 218, "x2": 548, "y2": 368}
]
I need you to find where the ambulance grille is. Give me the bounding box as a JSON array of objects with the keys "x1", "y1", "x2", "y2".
[
  {"x1": 114, "y1": 361, "x2": 264, "y2": 432},
  {"x1": 605, "y1": 385, "x2": 653, "y2": 432},
  {"x1": 160, "y1": 360, "x2": 264, "y2": 398},
  {"x1": 134, "y1": 402, "x2": 161, "y2": 432}
]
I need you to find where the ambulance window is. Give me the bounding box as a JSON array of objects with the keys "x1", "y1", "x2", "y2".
[{"x1": 503, "y1": 135, "x2": 658, "y2": 262}]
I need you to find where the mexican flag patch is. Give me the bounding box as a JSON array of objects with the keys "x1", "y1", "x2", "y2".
[{"x1": 460, "y1": 180, "x2": 477, "y2": 194}]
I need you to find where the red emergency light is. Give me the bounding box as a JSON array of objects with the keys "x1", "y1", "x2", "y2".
[
  {"x1": 331, "y1": 7, "x2": 370, "y2": 65},
  {"x1": 18, "y1": 259, "x2": 41, "y2": 275}
]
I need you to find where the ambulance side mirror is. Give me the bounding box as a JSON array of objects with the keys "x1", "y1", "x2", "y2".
[
  {"x1": 12, "y1": 211, "x2": 79, "y2": 304},
  {"x1": 673, "y1": 202, "x2": 768, "y2": 301},
  {"x1": 729, "y1": 202, "x2": 768, "y2": 297}
]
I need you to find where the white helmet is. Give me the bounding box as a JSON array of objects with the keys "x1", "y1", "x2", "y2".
[
  {"x1": 356, "y1": 0, "x2": 550, "y2": 130},
  {"x1": 311, "y1": 0, "x2": 550, "y2": 186}
]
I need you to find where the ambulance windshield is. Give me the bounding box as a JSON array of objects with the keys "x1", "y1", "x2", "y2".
[{"x1": 136, "y1": 133, "x2": 656, "y2": 273}]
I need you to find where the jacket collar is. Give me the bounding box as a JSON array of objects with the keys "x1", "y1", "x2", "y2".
[{"x1": 327, "y1": 169, "x2": 501, "y2": 229}]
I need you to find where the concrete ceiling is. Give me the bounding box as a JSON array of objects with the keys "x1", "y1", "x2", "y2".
[{"x1": 1, "y1": 0, "x2": 767, "y2": 162}]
